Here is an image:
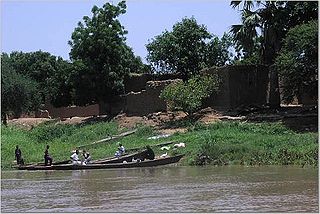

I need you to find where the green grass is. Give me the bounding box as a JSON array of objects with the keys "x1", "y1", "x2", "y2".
[{"x1": 1, "y1": 120, "x2": 318, "y2": 169}]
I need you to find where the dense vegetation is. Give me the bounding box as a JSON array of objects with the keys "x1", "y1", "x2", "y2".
[
  {"x1": 1, "y1": 121, "x2": 317, "y2": 169},
  {"x1": 1, "y1": 1, "x2": 148, "y2": 120},
  {"x1": 160, "y1": 74, "x2": 220, "y2": 115},
  {"x1": 146, "y1": 17, "x2": 232, "y2": 80},
  {"x1": 68, "y1": 1, "x2": 148, "y2": 104},
  {"x1": 275, "y1": 20, "x2": 318, "y2": 103},
  {"x1": 1, "y1": 1, "x2": 317, "y2": 120}
]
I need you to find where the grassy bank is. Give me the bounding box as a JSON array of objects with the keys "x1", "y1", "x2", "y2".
[{"x1": 1, "y1": 120, "x2": 318, "y2": 169}]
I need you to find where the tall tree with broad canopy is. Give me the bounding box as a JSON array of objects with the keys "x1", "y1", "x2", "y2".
[
  {"x1": 4, "y1": 51, "x2": 74, "y2": 107},
  {"x1": 68, "y1": 1, "x2": 143, "y2": 104},
  {"x1": 1, "y1": 53, "x2": 41, "y2": 121},
  {"x1": 275, "y1": 20, "x2": 318, "y2": 103},
  {"x1": 146, "y1": 17, "x2": 231, "y2": 80}
]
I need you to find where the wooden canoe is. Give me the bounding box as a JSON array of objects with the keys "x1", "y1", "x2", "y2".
[
  {"x1": 15, "y1": 159, "x2": 71, "y2": 170},
  {"x1": 22, "y1": 154, "x2": 184, "y2": 171},
  {"x1": 17, "y1": 149, "x2": 148, "y2": 170}
]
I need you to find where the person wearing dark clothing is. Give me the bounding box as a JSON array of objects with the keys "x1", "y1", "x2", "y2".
[
  {"x1": 144, "y1": 145, "x2": 155, "y2": 160},
  {"x1": 15, "y1": 145, "x2": 24, "y2": 165},
  {"x1": 82, "y1": 150, "x2": 92, "y2": 165},
  {"x1": 44, "y1": 145, "x2": 53, "y2": 166}
]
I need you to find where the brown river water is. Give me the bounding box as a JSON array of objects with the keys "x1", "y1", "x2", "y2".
[{"x1": 1, "y1": 165, "x2": 318, "y2": 213}]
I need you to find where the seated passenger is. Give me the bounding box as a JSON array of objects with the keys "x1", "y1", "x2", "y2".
[
  {"x1": 140, "y1": 145, "x2": 155, "y2": 161},
  {"x1": 82, "y1": 150, "x2": 92, "y2": 165},
  {"x1": 118, "y1": 143, "x2": 125, "y2": 155},
  {"x1": 70, "y1": 150, "x2": 81, "y2": 165},
  {"x1": 115, "y1": 143, "x2": 125, "y2": 158}
]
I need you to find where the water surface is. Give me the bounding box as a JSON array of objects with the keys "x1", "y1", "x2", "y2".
[{"x1": 1, "y1": 165, "x2": 318, "y2": 212}]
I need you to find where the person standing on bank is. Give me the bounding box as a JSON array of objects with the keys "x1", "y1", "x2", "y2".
[
  {"x1": 44, "y1": 145, "x2": 53, "y2": 166},
  {"x1": 15, "y1": 145, "x2": 24, "y2": 165}
]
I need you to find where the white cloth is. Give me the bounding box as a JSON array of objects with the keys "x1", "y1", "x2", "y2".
[
  {"x1": 71, "y1": 153, "x2": 79, "y2": 161},
  {"x1": 71, "y1": 153, "x2": 81, "y2": 165},
  {"x1": 115, "y1": 151, "x2": 121, "y2": 158},
  {"x1": 119, "y1": 146, "x2": 125, "y2": 154}
]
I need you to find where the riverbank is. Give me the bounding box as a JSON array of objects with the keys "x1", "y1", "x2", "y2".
[{"x1": 1, "y1": 117, "x2": 318, "y2": 169}]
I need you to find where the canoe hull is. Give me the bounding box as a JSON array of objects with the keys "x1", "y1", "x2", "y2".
[{"x1": 24, "y1": 154, "x2": 184, "y2": 171}]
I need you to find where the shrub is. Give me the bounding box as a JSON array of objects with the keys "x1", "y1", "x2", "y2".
[{"x1": 160, "y1": 74, "x2": 220, "y2": 115}]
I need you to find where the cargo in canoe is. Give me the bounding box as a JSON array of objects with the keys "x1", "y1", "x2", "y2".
[
  {"x1": 22, "y1": 154, "x2": 184, "y2": 171},
  {"x1": 91, "y1": 149, "x2": 148, "y2": 164}
]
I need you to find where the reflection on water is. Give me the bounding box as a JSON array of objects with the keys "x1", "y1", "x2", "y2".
[{"x1": 1, "y1": 166, "x2": 318, "y2": 212}]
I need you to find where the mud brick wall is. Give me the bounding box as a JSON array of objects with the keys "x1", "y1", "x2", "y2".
[
  {"x1": 124, "y1": 79, "x2": 182, "y2": 115},
  {"x1": 124, "y1": 73, "x2": 182, "y2": 93},
  {"x1": 203, "y1": 65, "x2": 269, "y2": 110}
]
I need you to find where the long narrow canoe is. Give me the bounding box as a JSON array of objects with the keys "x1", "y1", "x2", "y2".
[
  {"x1": 22, "y1": 154, "x2": 184, "y2": 171},
  {"x1": 17, "y1": 149, "x2": 148, "y2": 170},
  {"x1": 15, "y1": 160, "x2": 71, "y2": 170}
]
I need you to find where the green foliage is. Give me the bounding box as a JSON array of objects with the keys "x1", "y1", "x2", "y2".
[
  {"x1": 135, "y1": 125, "x2": 156, "y2": 137},
  {"x1": 68, "y1": 1, "x2": 144, "y2": 103},
  {"x1": 1, "y1": 53, "x2": 41, "y2": 117},
  {"x1": 2, "y1": 51, "x2": 73, "y2": 107},
  {"x1": 1, "y1": 120, "x2": 318, "y2": 169},
  {"x1": 146, "y1": 17, "x2": 231, "y2": 80},
  {"x1": 29, "y1": 124, "x2": 77, "y2": 142},
  {"x1": 160, "y1": 74, "x2": 220, "y2": 115},
  {"x1": 275, "y1": 20, "x2": 318, "y2": 103},
  {"x1": 169, "y1": 121, "x2": 318, "y2": 167},
  {"x1": 230, "y1": 1, "x2": 318, "y2": 65}
]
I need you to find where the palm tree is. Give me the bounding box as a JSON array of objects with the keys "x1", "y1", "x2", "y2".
[{"x1": 229, "y1": 1, "x2": 318, "y2": 65}]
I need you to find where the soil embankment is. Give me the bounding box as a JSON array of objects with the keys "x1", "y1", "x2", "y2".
[{"x1": 8, "y1": 105, "x2": 318, "y2": 133}]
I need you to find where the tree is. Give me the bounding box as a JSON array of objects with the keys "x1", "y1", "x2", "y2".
[
  {"x1": 230, "y1": 1, "x2": 318, "y2": 65},
  {"x1": 5, "y1": 51, "x2": 73, "y2": 107},
  {"x1": 160, "y1": 74, "x2": 220, "y2": 115},
  {"x1": 68, "y1": 1, "x2": 140, "y2": 104},
  {"x1": 275, "y1": 20, "x2": 318, "y2": 103},
  {"x1": 1, "y1": 54, "x2": 41, "y2": 120},
  {"x1": 146, "y1": 17, "x2": 231, "y2": 80}
]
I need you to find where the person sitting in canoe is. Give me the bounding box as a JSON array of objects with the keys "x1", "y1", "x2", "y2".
[
  {"x1": 44, "y1": 145, "x2": 53, "y2": 166},
  {"x1": 82, "y1": 150, "x2": 91, "y2": 165},
  {"x1": 115, "y1": 143, "x2": 125, "y2": 158},
  {"x1": 140, "y1": 145, "x2": 155, "y2": 161},
  {"x1": 70, "y1": 149, "x2": 81, "y2": 165}
]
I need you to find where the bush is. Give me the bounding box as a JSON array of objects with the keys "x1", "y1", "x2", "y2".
[
  {"x1": 160, "y1": 74, "x2": 220, "y2": 115},
  {"x1": 275, "y1": 20, "x2": 318, "y2": 103}
]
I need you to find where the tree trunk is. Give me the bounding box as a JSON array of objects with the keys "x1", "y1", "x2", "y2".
[{"x1": 268, "y1": 65, "x2": 280, "y2": 108}]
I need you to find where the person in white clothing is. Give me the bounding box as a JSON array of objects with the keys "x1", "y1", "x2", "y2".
[
  {"x1": 118, "y1": 143, "x2": 125, "y2": 155},
  {"x1": 70, "y1": 150, "x2": 81, "y2": 165},
  {"x1": 114, "y1": 143, "x2": 125, "y2": 158}
]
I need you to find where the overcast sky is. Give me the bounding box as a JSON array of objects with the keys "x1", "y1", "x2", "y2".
[{"x1": 1, "y1": 0, "x2": 241, "y2": 62}]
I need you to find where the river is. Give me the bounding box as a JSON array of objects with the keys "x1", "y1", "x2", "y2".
[{"x1": 1, "y1": 165, "x2": 318, "y2": 212}]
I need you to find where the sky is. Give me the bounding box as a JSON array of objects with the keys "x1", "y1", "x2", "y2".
[{"x1": 1, "y1": 0, "x2": 241, "y2": 62}]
